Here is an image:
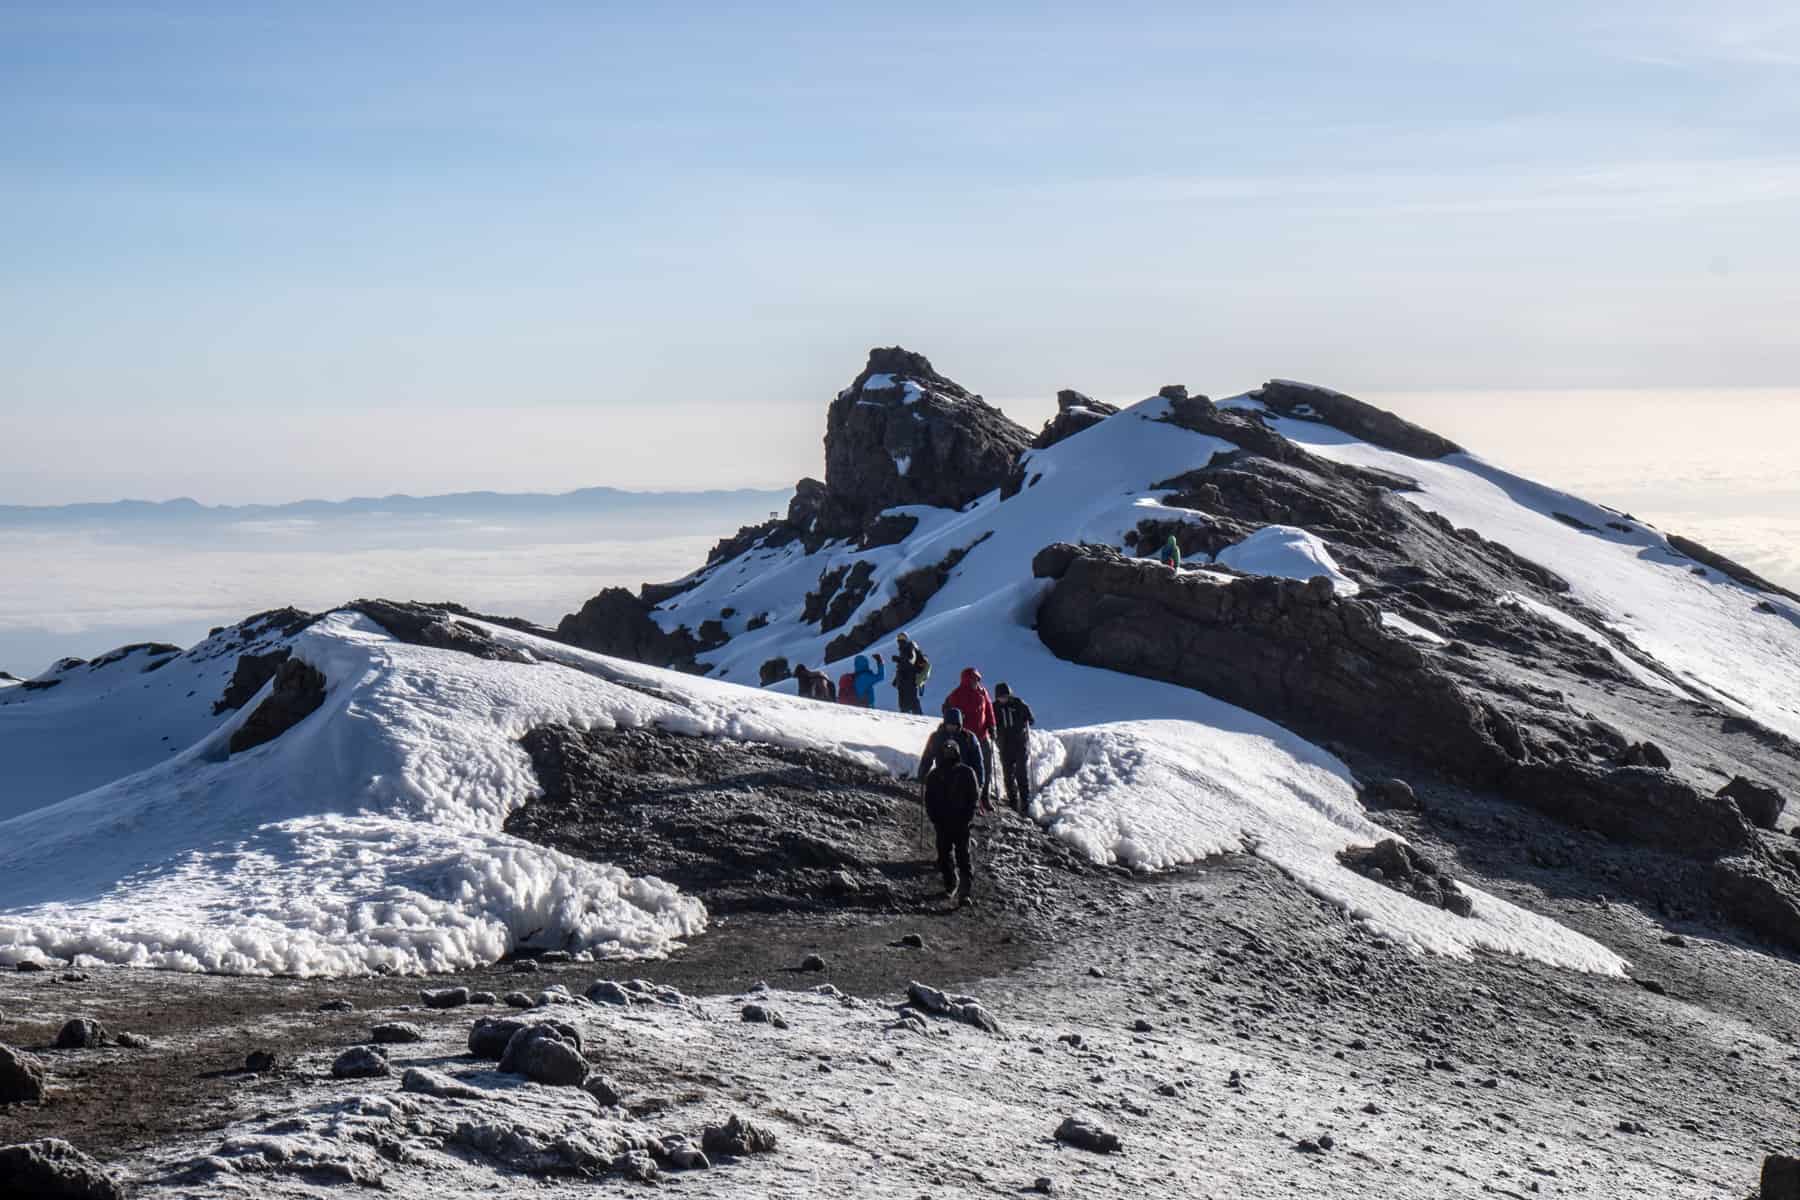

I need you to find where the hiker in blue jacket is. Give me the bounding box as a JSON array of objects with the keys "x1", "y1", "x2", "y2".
[{"x1": 852, "y1": 653, "x2": 885, "y2": 707}]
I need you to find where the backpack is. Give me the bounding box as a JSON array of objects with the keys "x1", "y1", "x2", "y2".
[
  {"x1": 837, "y1": 672, "x2": 858, "y2": 704},
  {"x1": 913, "y1": 648, "x2": 932, "y2": 687}
]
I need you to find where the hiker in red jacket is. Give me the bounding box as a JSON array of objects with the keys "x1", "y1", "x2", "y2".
[{"x1": 943, "y1": 667, "x2": 997, "y2": 804}]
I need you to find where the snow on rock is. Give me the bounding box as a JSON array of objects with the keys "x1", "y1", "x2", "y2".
[
  {"x1": 1379, "y1": 611, "x2": 1448, "y2": 646},
  {"x1": 1215, "y1": 525, "x2": 1361, "y2": 596},
  {"x1": 1496, "y1": 591, "x2": 1678, "y2": 695},
  {"x1": 1271, "y1": 415, "x2": 1800, "y2": 738}
]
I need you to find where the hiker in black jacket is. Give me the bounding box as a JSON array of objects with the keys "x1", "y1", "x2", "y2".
[
  {"x1": 892, "y1": 632, "x2": 928, "y2": 715},
  {"x1": 992, "y1": 682, "x2": 1036, "y2": 812},
  {"x1": 917, "y1": 707, "x2": 986, "y2": 801},
  {"x1": 922, "y1": 737, "x2": 981, "y2": 904}
]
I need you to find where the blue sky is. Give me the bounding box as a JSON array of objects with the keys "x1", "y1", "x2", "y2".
[{"x1": 3, "y1": 1, "x2": 1798, "y2": 502}]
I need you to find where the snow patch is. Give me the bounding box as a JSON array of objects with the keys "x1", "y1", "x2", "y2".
[{"x1": 1216, "y1": 525, "x2": 1361, "y2": 596}]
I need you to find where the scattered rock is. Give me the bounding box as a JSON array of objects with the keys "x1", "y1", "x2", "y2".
[
  {"x1": 503, "y1": 992, "x2": 534, "y2": 1009},
  {"x1": 498, "y1": 1023, "x2": 588, "y2": 1086},
  {"x1": 244, "y1": 1050, "x2": 277, "y2": 1073},
  {"x1": 329, "y1": 1046, "x2": 390, "y2": 1080},
  {"x1": 370, "y1": 1022, "x2": 425, "y2": 1045},
  {"x1": 420, "y1": 986, "x2": 471, "y2": 1010},
  {"x1": 583, "y1": 1074, "x2": 624, "y2": 1107},
  {"x1": 1338, "y1": 839, "x2": 1474, "y2": 917},
  {"x1": 52, "y1": 1018, "x2": 106, "y2": 1050},
  {"x1": 907, "y1": 981, "x2": 1003, "y2": 1034},
  {"x1": 587, "y1": 980, "x2": 634, "y2": 1006},
  {"x1": 611, "y1": 1149, "x2": 660, "y2": 1183},
  {"x1": 741, "y1": 1004, "x2": 790, "y2": 1029},
  {"x1": 1087, "y1": 966, "x2": 1106, "y2": 979},
  {"x1": 1054, "y1": 1115, "x2": 1122, "y2": 1154},
  {"x1": 400, "y1": 1067, "x2": 487, "y2": 1101},
  {"x1": 1719, "y1": 776, "x2": 1786, "y2": 830},
  {"x1": 659, "y1": 1138, "x2": 710, "y2": 1170},
  {"x1": 469, "y1": 991, "x2": 498, "y2": 1005},
  {"x1": 14, "y1": 961, "x2": 46, "y2": 973},
  {"x1": 798, "y1": 954, "x2": 827, "y2": 973},
  {"x1": 893, "y1": 933, "x2": 927, "y2": 950},
  {"x1": 113, "y1": 1033, "x2": 150, "y2": 1050},
  {"x1": 317, "y1": 999, "x2": 354, "y2": 1013},
  {"x1": 1621, "y1": 740, "x2": 1672, "y2": 770},
  {"x1": 0, "y1": 1044, "x2": 48, "y2": 1104},
  {"x1": 1031, "y1": 1175, "x2": 1057, "y2": 1194},
  {"x1": 1361, "y1": 777, "x2": 1419, "y2": 810},
  {"x1": 0, "y1": 1137, "x2": 125, "y2": 1199},
  {"x1": 1131, "y1": 1018, "x2": 1153, "y2": 1034},
  {"x1": 1296, "y1": 1138, "x2": 1326, "y2": 1154},
  {"x1": 467, "y1": 1017, "x2": 529, "y2": 1060},
  {"x1": 510, "y1": 959, "x2": 540, "y2": 973},
  {"x1": 701, "y1": 1114, "x2": 780, "y2": 1158}
]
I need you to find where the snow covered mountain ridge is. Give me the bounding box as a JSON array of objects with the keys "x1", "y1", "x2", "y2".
[{"x1": 2, "y1": 346, "x2": 1798, "y2": 986}]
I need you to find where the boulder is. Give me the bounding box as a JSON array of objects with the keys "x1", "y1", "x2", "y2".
[
  {"x1": 553, "y1": 588, "x2": 702, "y2": 671},
  {"x1": 370, "y1": 1022, "x2": 425, "y2": 1044},
  {"x1": 244, "y1": 1049, "x2": 277, "y2": 1073},
  {"x1": 52, "y1": 1018, "x2": 106, "y2": 1050},
  {"x1": 1763, "y1": 1154, "x2": 1800, "y2": 1200},
  {"x1": 330, "y1": 1046, "x2": 390, "y2": 1079},
  {"x1": 420, "y1": 986, "x2": 471, "y2": 1009},
  {"x1": 740, "y1": 1004, "x2": 789, "y2": 1029},
  {"x1": 468, "y1": 1017, "x2": 529, "y2": 1060},
  {"x1": 0, "y1": 1044, "x2": 47, "y2": 1104},
  {"x1": 1719, "y1": 776, "x2": 1786, "y2": 830},
  {"x1": 0, "y1": 1138, "x2": 124, "y2": 1200},
  {"x1": 498, "y1": 1023, "x2": 587, "y2": 1087}
]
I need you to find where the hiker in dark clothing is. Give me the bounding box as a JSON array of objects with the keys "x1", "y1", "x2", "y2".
[
  {"x1": 892, "y1": 632, "x2": 929, "y2": 715},
  {"x1": 917, "y1": 707, "x2": 987, "y2": 801},
  {"x1": 921, "y1": 737, "x2": 981, "y2": 904},
  {"x1": 992, "y1": 682, "x2": 1036, "y2": 812},
  {"x1": 792, "y1": 664, "x2": 832, "y2": 702}
]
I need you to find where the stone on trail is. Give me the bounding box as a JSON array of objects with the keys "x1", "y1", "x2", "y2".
[
  {"x1": 0, "y1": 1043, "x2": 48, "y2": 1104},
  {"x1": 1054, "y1": 1116, "x2": 1122, "y2": 1154},
  {"x1": 503, "y1": 991, "x2": 534, "y2": 1009},
  {"x1": 330, "y1": 1046, "x2": 390, "y2": 1080},
  {"x1": 52, "y1": 1017, "x2": 106, "y2": 1049},
  {"x1": 740, "y1": 1003, "x2": 789, "y2": 1029},
  {"x1": 420, "y1": 986, "x2": 471, "y2": 1010},
  {"x1": 244, "y1": 1049, "x2": 277, "y2": 1073},
  {"x1": 470, "y1": 991, "x2": 498, "y2": 1005},
  {"x1": 401, "y1": 1067, "x2": 487, "y2": 1101},
  {"x1": 586, "y1": 980, "x2": 634, "y2": 1006},
  {"x1": 701, "y1": 1114, "x2": 779, "y2": 1158},
  {"x1": 583, "y1": 1074, "x2": 624, "y2": 1107},
  {"x1": 0, "y1": 1137, "x2": 125, "y2": 1200},
  {"x1": 798, "y1": 953, "x2": 827, "y2": 972},
  {"x1": 370, "y1": 1022, "x2": 425, "y2": 1045},
  {"x1": 468, "y1": 1017, "x2": 529, "y2": 1060}
]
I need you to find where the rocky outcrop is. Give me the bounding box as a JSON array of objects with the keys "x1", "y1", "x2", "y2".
[
  {"x1": 1338, "y1": 839, "x2": 1473, "y2": 917},
  {"x1": 1667, "y1": 535, "x2": 1800, "y2": 602},
  {"x1": 1033, "y1": 389, "x2": 1119, "y2": 449},
  {"x1": 1719, "y1": 776, "x2": 1786, "y2": 830},
  {"x1": 822, "y1": 535, "x2": 989, "y2": 662},
  {"x1": 228, "y1": 657, "x2": 326, "y2": 755},
  {"x1": 1253, "y1": 379, "x2": 1463, "y2": 459},
  {"x1": 349, "y1": 599, "x2": 541, "y2": 663},
  {"x1": 212, "y1": 649, "x2": 292, "y2": 714},
  {"x1": 0, "y1": 1043, "x2": 46, "y2": 1104},
  {"x1": 0, "y1": 1138, "x2": 124, "y2": 1200},
  {"x1": 817, "y1": 347, "x2": 1032, "y2": 537},
  {"x1": 554, "y1": 588, "x2": 703, "y2": 672}
]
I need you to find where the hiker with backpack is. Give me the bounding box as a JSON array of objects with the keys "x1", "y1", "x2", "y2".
[
  {"x1": 893, "y1": 632, "x2": 930, "y2": 715},
  {"x1": 839, "y1": 653, "x2": 884, "y2": 707},
  {"x1": 793, "y1": 664, "x2": 833, "y2": 702},
  {"x1": 920, "y1": 735, "x2": 981, "y2": 905},
  {"x1": 1156, "y1": 533, "x2": 1182, "y2": 571},
  {"x1": 917, "y1": 705, "x2": 987, "y2": 799},
  {"x1": 943, "y1": 667, "x2": 997, "y2": 804},
  {"x1": 992, "y1": 682, "x2": 1036, "y2": 812}
]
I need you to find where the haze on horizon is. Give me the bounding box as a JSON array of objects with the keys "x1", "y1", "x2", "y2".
[{"x1": 4, "y1": 1, "x2": 1799, "y2": 506}]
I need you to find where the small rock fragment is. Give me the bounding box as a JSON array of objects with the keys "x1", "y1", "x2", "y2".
[
  {"x1": 702, "y1": 1113, "x2": 779, "y2": 1157},
  {"x1": 1131, "y1": 1018, "x2": 1153, "y2": 1033},
  {"x1": 113, "y1": 1033, "x2": 151, "y2": 1050},
  {"x1": 419, "y1": 986, "x2": 471, "y2": 1010},
  {"x1": 401, "y1": 1067, "x2": 486, "y2": 1100},
  {"x1": 893, "y1": 934, "x2": 926, "y2": 950},
  {"x1": 798, "y1": 954, "x2": 827, "y2": 973},
  {"x1": 583, "y1": 1074, "x2": 624, "y2": 1107},
  {"x1": 586, "y1": 980, "x2": 634, "y2": 1006},
  {"x1": 318, "y1": 998, "x2": 355, "y2": 1012},
  {"x1": 470, "y1": 991, "x2": 498, "y2": 1005},
  {"x1": 244, "y1": 1050, "x2": 277, "y2": 1074},
  {"x1": 503, "y1": 992, "x2": 534, "y2": 1009},
  {"x1": 370, "y1": 1022, "x2": 425, "y2": 1045},
  {"x1": 741, "y1": 1004, "x2": 789, "y2": 1029}
]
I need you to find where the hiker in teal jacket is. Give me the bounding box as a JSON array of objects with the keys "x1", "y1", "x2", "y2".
[{"x1": 852, "y1": 653, "x2": 885, "y2": 707}]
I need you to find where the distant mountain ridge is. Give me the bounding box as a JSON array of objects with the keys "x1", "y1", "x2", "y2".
[{"x1": 0, "y1": 485, "x2": 793, "y2": 525}]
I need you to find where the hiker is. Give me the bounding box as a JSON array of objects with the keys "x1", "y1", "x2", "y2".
[
  {"x1": 992, "y1": 682, "x2": 1036, "y2": 812},
  {"x1": 920, "y1": 732, "x2": 981, "y2": 905},
  {"x1": 944, "y1": 667, "x2": 997, "y2": 803},
  {"x1": 893, "y1": 632, "x2": 930, "y2": 715},
  {"x1": 851, "y1": 652, "x2": 885, "y2": 708},
  {"x1": 917, "y1": 705, "x2": 986, "y2": 798},
  {"x1": 1156, "y1": 533, "x2": 1181, "y2": 571},
  {"x1": 793, "y1": 664, "x2": 830, "y2": 702}
]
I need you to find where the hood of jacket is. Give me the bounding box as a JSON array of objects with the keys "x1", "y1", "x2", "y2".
[
  {"x1": 958, "y1": 666, "x2": 982, "y2": 687},
  {"x1": 854, "y1": 655, "x2": 871, "y2": 674}
]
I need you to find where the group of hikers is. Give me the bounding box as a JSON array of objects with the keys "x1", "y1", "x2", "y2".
[{"x1": 791, "y1": 633, "x2": 1036, "y2": 907}]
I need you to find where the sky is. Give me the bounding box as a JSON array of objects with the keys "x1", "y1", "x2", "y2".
[{"x1": 3, "y1": 1, "x2": 1799, "y2": 505}]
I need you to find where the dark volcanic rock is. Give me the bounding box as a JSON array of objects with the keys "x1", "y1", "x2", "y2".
[
  {"x1": 52, "y1": 1018, "x2": 106, "y2": 1050},
  {"x1": 0, "y1": 1043, "x2": 47, "y2": 1104},
  {"x1": 370, "y1": 1022, "x2": 425, "y2": 1045},
  {"x1": 468, "y1": 1017, "x2": 529, "y2": 1060},
  {"x1": 1054, "y1": 1115, "x2": 1122, "y2": 1154},
  {"x1": 1667, "y1": 535, "x2": 1800, "y2": 602},
  {"x1": 1254, "y1": 379, "x2": 1463, "y2": 459},
  {"x1": 1503, "y1": 763, "x2": 1753, "y2": 856},
  {"x1": 228, "y1": 656, "x2": 326, "y2": 754},
  {"x1": 1719, "y1": 776, "x2": 1786, "y2": 830},
  {"x1": 0, "y1": 1138, "x2": 124, "y2": 1200},
  {"x1": 349, "y1": 599, "x2": 539, "y2": 663},
  {"x1": 1033, "y1": 389, "x2": 1120, "y2": 450},
  {"x1": 553, "y1": 588, "x2": 703, "y2": 672},
  {"x1": 1763, "y1": 1153, "x2": 1800, "y2": 1200},
  {"x1": 701, "y1": 1114, "x2": 779, "y2": 1158},
  {"x1": 1339, "y1": 839, "x2": 1473, "y2": 917},
  {"x1": 212, "y1": 648, "x2": 292, "y2": 714},
  {"x1": 822, "y1": 535, "x2": 989, "y2": 662},
  {"x1": 330, "y1": 1046, "x2": 390, "y2": 1079},
  {"x1": 818, "y1": 346, "x2": 1032, "y2": 537},
  {"x1": 498, "y1": 1024, "x2": 587, "y2": 1086}
]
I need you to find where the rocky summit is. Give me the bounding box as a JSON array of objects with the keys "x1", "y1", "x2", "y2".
[{"x1": 3, "y1": 348, "x2": 1800, "y2": 1198}]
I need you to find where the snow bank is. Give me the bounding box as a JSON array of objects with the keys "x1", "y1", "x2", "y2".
[
  {"x1": 0, "y1": 614, "x2": 706, "y2": 975},
  {"x1": 1216, "y1": 525, "x2": 1361, "y2": 596}
]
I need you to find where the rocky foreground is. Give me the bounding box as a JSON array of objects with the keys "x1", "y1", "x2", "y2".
[{"x1": 4, "y1": 730, "x2": 1800, "y2": 1198}]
